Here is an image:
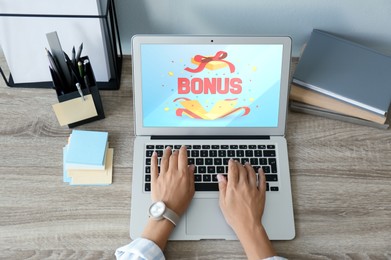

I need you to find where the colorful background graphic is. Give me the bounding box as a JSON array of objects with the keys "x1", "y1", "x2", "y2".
[{"x1": 141, "y1": 44, "x2": 283, "y2": 128}]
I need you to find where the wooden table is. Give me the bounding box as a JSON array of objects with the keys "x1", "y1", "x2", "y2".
[{"x1": 0, "y1": 57, "x2": 390, "y2": 259}]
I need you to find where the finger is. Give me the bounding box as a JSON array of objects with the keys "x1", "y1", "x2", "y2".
[
  {"x1": 258, "y1": 167, "x2": 266, "y2": 193},
  {"x1": 151, "y1": 151, "x2": 159, "y2": 183},
  {"x1": 188, "y1": 164, "x2": 195, "y2": 192},
  {"x1": 169, "y1": 148, "x2": 179, "y2": 171},
  {"x1": 245, "y1": 162, "x2": 257, "y2": 187},
  {"x1": 257, "y1": 168, "x2": 267, "y2": 216},
  {"x1": 217, "y1": 174, "x2": 227, "y2": 205},
  {"x1": 160, "y1": 146, "x2": 172, "y2": 173},
  {"x1": 150, "y1": 151, "x2": 159, "y2": 201},
  {"x1": 227, "y1": 159, "x2": 239, "y2": 186},
  {"x1": 178, "y1": 145, "x2": 188, "y2": 172},
  {"x1": 237, "y1": 160, "x2": 248, "y2": 184}
]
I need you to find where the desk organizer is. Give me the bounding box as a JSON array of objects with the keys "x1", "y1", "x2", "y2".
[
  {"x1": 54, "y1": 56, "x2": 105, "y2": 128},
  {"x1": 0, "y1": 0, "x2": 122, "y2": 90}
]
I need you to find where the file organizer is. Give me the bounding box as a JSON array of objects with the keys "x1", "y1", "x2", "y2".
[
  {"x1": 0, "y1": 0, "x2": 122, "y2": 90},
  {"x1": 55, "y1": 56, "x2": 105, "y2": 128}
]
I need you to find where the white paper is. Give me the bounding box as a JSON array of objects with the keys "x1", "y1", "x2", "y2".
[{"x1": 0, "y1": 0, "x2": 111, "y2": 84}]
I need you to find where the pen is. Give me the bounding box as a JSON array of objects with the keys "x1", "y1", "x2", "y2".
[
  {"x1": 64, "y1": 51, "x2": 81, "y2": 88},
  {"x1": 49, "y1": 67, "x2": 65, "y2": 96},
  {"x1": 83, "y1": 59, "x2": 89, "y2": 75},
  {"x1": 83, "y1": 59, "x2": 95, "y2": 86},
  {"x1": 75, "y1": 82, "x2": 85, "y2": 101},
  {"x1": 72, "y1": 46, "x2": 76, "y2": 67},
  {"x1": 84, "y1": 75, "x2": 91, "y2": 93},
  {"x1": 76, "y1": 43, "x2": 83, "y2": 62},
  {"x1": 45, "y1": 48, "x2": 57, "y2": 72},
  {"x1": 45, "y1": 48, "x2": 66, "y2": 92}
]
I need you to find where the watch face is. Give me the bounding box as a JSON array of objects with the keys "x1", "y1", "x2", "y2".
[{"x1": 150, "y1": 201, "x2": 165, "y2": 218}]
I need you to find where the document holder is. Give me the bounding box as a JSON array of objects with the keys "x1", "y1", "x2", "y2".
[
  {"x1": 0, "y1": 0, "x2": 122, "y2": 90},
  {"x1": 53, "y1": 56, "x2": 105, "y2": 128}
]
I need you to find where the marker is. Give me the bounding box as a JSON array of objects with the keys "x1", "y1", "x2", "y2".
[{"x1": 78, "y1": 61, "x2": 84, "y2": 77}]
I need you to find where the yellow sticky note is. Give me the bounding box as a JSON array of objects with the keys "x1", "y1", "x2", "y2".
[
  {"x1": 67, "y1": 148, "x2": 113, "y2": 185},
  {"x1": 52, "y1": 94, "x2": 98, "y2": 126}
]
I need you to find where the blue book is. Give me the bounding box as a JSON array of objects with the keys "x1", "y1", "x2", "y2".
[
  {"x1": 293, "y1": 29, "x2": 391, "y2": 117},
  {"x1": 65, "y1": 130, "x2": 108, "y2": 170}
]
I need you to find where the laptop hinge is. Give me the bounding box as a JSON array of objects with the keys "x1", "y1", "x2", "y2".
[{"x1": 151, "y1": 135, "x2": 270, "y2": 140}]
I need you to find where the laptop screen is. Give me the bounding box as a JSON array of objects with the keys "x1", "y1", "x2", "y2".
[
  {"x1": 141, "y1": 44, "x2": 283, "y2": 128},
  {"x1": 132, "y1": 36, "x2": 291, "y2": 136}
]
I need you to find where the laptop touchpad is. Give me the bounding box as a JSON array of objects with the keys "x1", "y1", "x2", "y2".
[{"x1": 186, "y1": 198, "x2": 235, "y2": 237}]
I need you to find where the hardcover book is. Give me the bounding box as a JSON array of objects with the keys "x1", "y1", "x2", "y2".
[{"x1": 293, "y1": 29, "x2": 391, "y2": 117}]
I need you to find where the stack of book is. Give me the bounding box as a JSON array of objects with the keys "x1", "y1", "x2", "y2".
[
  {"x1": 63, "y1": 130, "x2": 113, "y2": 185},
  {"x1": 290, "y1": 29, "x2": 391, "y2": 129}
]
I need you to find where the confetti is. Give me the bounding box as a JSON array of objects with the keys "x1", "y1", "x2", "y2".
[
  {"x1": 168, "y1": 72, "x2": 174, "y2": 76},
  {"x1": 164, "y1": 107, "x2": 170, "y2": 111}
]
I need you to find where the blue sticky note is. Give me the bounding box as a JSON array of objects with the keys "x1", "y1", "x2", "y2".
[{"x1": 65, "y1": 130, "x2": 108, "y2": 170}]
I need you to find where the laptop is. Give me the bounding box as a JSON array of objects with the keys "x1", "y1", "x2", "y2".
[{"x1": 130, "y1": 35, "x2": 295, "y2": 240}]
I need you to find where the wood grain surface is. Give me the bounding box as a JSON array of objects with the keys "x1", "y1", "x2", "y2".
[{"x1": 0, "y1": 56, "x2": 390, "y2": 260}]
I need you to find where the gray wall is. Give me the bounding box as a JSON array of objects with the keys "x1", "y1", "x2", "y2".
[{"x1": 115, "y1": 0, "x2": 391, "y2": 57}]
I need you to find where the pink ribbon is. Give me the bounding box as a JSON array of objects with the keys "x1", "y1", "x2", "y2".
[{"x1": 185, "y1": 51, "x2": 235, "y2": 73}]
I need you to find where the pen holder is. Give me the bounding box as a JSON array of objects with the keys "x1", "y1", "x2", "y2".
[{"x1": 51, "y1": 56, "x2": 105, "y2": 128}]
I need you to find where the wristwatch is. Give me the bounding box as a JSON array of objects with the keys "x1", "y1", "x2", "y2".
[{"x1": 148, "y1": 201, "x2": 179, "y2": 226}]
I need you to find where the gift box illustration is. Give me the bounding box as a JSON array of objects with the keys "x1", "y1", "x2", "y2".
[
  {"x1": 185, "y1": 51, "x2": 235, "y2": 73},
  {"x1": 174, "y1": 97, "x2": 250, "y2": 120}
]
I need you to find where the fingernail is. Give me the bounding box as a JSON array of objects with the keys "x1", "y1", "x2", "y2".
[{"x1": 217, "y1": 174, "x2": 224, "y2": 182}]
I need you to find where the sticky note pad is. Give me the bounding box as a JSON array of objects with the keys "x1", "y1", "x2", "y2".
[
  {"x1": 66, "y1": 130, "x2": 108, "y2": 170},
  {"x1": 52, "y1": 94, "x2": 98, "y2": 126},
  {"x1": 63, "y1": 146, "x2": 71, "y2": 183},
  {"x1": 68, "y1": 148, "x2": 114, "y2": 185}
]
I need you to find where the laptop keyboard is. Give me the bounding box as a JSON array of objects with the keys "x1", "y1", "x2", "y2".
[{"x1": 144, "y1": 144, "x2": 279, "y2": 192}]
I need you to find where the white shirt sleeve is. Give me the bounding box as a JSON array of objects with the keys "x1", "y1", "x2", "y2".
[
  {"x1": 115, "y1": 238, "x2": 165, "y2": 260},
  {"x1": 115, "y1": 238, "x2": 287, "y2": 260}
]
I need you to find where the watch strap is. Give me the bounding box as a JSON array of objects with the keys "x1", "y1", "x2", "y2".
[{"x1": 163, "y1": 206, "x2": 180, "y2": 226}]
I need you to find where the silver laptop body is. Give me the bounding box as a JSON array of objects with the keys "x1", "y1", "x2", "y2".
[{"x1": 130, "y1": 35, "x2": 295, "y2": 240}]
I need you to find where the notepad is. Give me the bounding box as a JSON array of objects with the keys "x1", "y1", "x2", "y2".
[
  {"x1": 52, "y1": 94, "x2": 98, "y2": 126},
  {"x1": 63, "y1": 130, "x2": 113, "y2": 186},
  {"x1": 67, "y1": 148, "x2": 113, "y2": 185},
  {"x1": 65, "y1": 130, "x2": 108, "y2": 170}
]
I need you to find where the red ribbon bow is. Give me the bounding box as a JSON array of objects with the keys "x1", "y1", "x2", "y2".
[{"x1": 185, "y1": 51, "x2": 235, "y2": 73}]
